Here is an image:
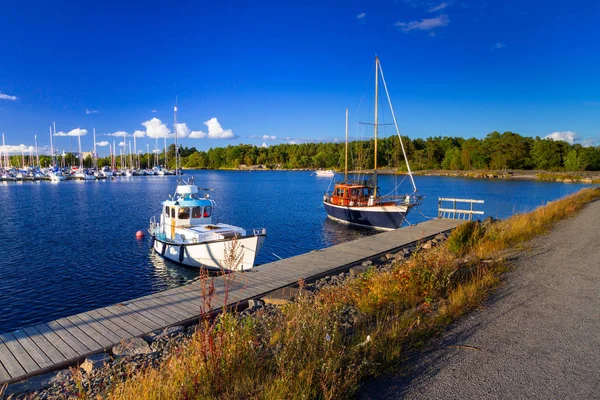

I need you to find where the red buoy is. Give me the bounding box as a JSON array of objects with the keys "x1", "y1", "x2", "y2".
[{"x1": 136, "y1": 230, "x2": 145, "y2": 239}]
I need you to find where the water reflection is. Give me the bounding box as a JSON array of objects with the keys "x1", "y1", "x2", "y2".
[
  {"x1": 148, "y1": 252, "x2": 198, "y2": 289},
  {"x1": 321, "y1": 218, "x2": 378, "y2": 246}
]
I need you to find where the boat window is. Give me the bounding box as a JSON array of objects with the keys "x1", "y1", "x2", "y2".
[
  {"x1": 178, "y1": 207, "x2": 190, "y2": 220},
  {"x1": 192, "y1": 206, "x2": 202, "y2": 218},
  {"x1": 204, "y1": 206, "x2": 212, "y2": 218},
  {"x1": 164, "y1": 206, "x2": 170, "y2": 217},
  {"x1": 171, "y1": 208, "x2": 175, "y2": 218}
]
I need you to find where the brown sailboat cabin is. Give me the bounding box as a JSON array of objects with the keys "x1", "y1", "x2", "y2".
[{"x1": 326, "y1": 182, "x2": 375, "y2": 207}]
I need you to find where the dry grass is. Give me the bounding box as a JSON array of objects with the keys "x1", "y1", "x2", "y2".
[{"x1": 103, "y1": 187, "x2": 600, "y2": 400}]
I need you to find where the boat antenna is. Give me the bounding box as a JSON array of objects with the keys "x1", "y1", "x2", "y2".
[
  {"x1": 378, "y1": 59, "x2": 417, "y2": 193},
  {"x1": 344, "y1": 108, "x2": 348, "y2": 181},
  {"x1": 373, "y1": 56, "x2": 379, "y2": 198}
]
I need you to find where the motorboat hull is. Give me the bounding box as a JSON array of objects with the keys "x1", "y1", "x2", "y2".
[
  {"x1": 152, "y1": 232, "x2": 267, "y2": 271},
  {"x1": 323, "y1": 201, "x2": 410, "y2": 230}
]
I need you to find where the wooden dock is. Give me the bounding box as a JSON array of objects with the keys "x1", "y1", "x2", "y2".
[{"x1": 0, "y1": 218, "x2": 463, "y2": 386}]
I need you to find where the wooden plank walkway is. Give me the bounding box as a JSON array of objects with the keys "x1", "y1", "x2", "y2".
[{"x1": 0, "y1": 218, "x2": 462, "y2": 385}]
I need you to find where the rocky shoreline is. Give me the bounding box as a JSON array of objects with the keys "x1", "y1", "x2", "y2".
[
  {"x1": 413, "y1": 169, "x2": 600, "y2": 183},
  {"x1": 3, "y1": 234, "x2": 450, "y2": 400}
]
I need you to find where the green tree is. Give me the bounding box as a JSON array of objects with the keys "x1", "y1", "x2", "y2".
[
  {"x1": 531, "y1": 139, "x2": 562, "y2": 170},
  {"x1": 563, "y1": 150, "x2": 583, "y2": 171}
]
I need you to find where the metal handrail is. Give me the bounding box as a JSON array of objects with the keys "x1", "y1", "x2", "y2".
[{"x1": 438, "y1": 197, "x2": 485, "y2": 220}]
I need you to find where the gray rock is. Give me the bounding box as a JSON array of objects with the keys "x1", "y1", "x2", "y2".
[
  {"x1": 422, "y1": 241, "x2": 432, "y2": 249},
  {"x1": 362, "y1": 260, "x2": 373, "y2": 267},
  {"x1": 112, "y1": 337, "x2": 152, "y2": 357},
  {"x1": 385, "y1": 253, "x2": 395, "y2": 260},
  {"x1": 143, "y1": 325, "x2": 185, "y2": 342},
  {"x1": 394, "y1": 253, "x2": 406, "y2": 261},
  {"x1": 349, "y1": 265, "x2": 369, "y2": 277},
  {"x1": 80, "y1": 353, "x2": 111, "y2": 373},
  {"x1": 4, "y1": 369, "x2": 71, "y2": 396}
]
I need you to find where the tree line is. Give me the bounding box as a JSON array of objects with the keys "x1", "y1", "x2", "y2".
[
  {"x1": 10, "y1": 131, "x2": 600, "y2": 171},
  {"x1": 176, "y1": 131, "x2": 600, "y2": 172}
]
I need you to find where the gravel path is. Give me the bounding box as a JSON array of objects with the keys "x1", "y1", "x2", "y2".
[{"x1": 359, "y1": 200, "x2": 600, "y2": 399}]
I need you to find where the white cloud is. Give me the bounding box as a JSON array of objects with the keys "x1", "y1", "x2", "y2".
[
  {"x1": 262, "y1": 135, "x2": 277, "y2": 141},
  {"x1": 108, "y1": 131, "x2": 128, "y2": 137},
  {"x1": 133, "y1": 130, "x2": 146, "y2": 138},
  {"x1": 175, "y1": 123, "x2": 190, "y2": 138},
  {"x1": 545, "y1": 131, "x2": 579, "y2": 144},
  {"x1": 151, "y1": 109, "x2": 157, "y2": 113},
  {"x1": 142, "y1": 118, "x2": 171, "y2": 139},
  {"x1": 119, "y1": 141, "x2": 126, "y2": 147},
  {"x1": 96, "y1": 141, "x2": 110, "y2": 147},
  {"x1": 428, "y1": 2, "x2": 448, "y2": 12},
  {"x1": 187, "y1": 118, "x2": 235, "y2": 139},
  {"x1": 152, "y1": 148, "x2": 161, "y2": 154},
  {"x1": 0, "y1": 92, "x2": 17, "y2": 101},
  {"x1": 493, "y1": 42, "x2": 506, "y2": 49},
  {"x1": 54, "y1": 128, "x2": 88, "y2": 137},
  {"x1": 205, "y1": 118, "x2": 235, "y2": 139},
  {"x1": 85, "y1": 109, "x2": 99, "y2": 114},
  {"x1": 395, "y1": 14, "x2": 449, "y2": 31},
  {"x1": 189, "y1": 130, "x2": 206, "y2": 139},
  {"x1": 261, "y1": 142, "x2": 268, "y2": 148},
  {"x1": 356, "y1": 12, "x2": 366, "y2": 20},
  {"x1": 0, "y1": 144, "x2": 35, "y2": 155}
]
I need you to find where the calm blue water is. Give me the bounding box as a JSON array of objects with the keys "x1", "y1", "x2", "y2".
[{"x1": 0, "y1": 172, "x2": 592, "y2": 333}]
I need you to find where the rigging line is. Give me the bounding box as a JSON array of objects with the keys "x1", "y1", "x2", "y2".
[
  {"x1": 381, "y1": 174, "x2": 408, "y2": 197},
  {"x1": 378, "y1": 61, "x2": 417, "y2": 193}
]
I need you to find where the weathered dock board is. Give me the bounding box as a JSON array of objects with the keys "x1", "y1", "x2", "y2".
[{"x1": 0, "y1": 218, "x2": 462, "y2": 386}]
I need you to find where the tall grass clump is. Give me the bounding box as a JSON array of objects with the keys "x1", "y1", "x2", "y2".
[{"x1": 104, "y1": 187, "x2": 600, "y2": 400}]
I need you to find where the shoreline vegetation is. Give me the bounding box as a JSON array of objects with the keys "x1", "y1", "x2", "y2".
[
  {"x1": 18, "y1": 132, "x2": 600, "y2": 176},
  {"x1": 205, "y1": 166, "x2": 600, "y2": 184},
  {"x1": 5, "y1": 186, "x2": 599, "y2": 399}
]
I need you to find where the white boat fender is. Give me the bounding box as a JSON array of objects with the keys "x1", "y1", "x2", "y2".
[{"x1": 179, "y1": 245, "x2": 185, "y2": 263}]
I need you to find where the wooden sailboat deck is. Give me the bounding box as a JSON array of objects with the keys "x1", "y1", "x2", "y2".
[{"x1": 0, "y1": 218, "x2": 463, "y2": 386}]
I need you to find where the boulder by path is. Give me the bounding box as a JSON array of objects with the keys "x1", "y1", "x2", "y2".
[{"x1": 358, "y1": 199, "x2": 600, "y2": 399}]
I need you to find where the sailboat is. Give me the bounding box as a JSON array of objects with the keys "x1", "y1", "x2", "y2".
[
  {"x1": 323, "y1": 56, "x2": 421, "y2": 230},
  {"x1": 149, "y1": 105, "x2": 267, "y2": 271}
]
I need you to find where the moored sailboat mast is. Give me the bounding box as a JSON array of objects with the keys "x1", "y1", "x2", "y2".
[
  {"x1": 344, "y1": 108, "x2": 348, "y2": 181},
  {"x1": 373, "y1": 56, "x2": 379, "y2": 198}
]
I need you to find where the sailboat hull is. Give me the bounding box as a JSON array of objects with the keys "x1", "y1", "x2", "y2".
[{"x1": 323, "y1": 202, "x2": 410, "y2": 230}]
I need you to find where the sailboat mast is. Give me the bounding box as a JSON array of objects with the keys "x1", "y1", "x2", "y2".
[
  {"x1": 344, "y1": 108, "x2": 348, "y2": 181},
  {"x1": 373, "y1": 56, "x2": 379, "y2": 198},
  {"x1": 174, "y1": 104, "x2": 179, "y2": 178},
  {"x1": 163, "y1": 137, "x2": 167, "y2": 169},
  {"x1": 93, "y1": 128, "x2": 97, "y2": 170},
  {"x1": 35, "y1": 135, "x2": 39, "y2": 167},
  {"x1": 50, "y1": 123, "x2": 55, "y2": 167},
  {"x1": 77, "y1": 132, "x2": 82, "y2": 170}
]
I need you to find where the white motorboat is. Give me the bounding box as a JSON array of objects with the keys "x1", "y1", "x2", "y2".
[
  {"x1": 149, "y1": 180, "x2": 267, "y2": 271},
  {"x1": 148, "y1": 105, "x2": 267, "y2": 271},
  {"x1": 315, "y1": 169, "x2": 335, "y2": 177}
]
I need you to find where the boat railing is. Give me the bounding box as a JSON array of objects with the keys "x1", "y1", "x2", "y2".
[
  {"x1": 253, "y1": 228, "x2": 267, "y2": 236},
  {"x1": 324, "y1": 194, "x2": 420, "y2": 207},
  {"x1": 438, "y1": 198, "x2": 485, "y2": 220}
]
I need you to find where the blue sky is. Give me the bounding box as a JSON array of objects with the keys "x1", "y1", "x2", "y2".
[{"x1": 0, "y1": 0, "x2": 598, "y2": 156}]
